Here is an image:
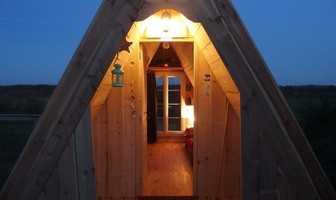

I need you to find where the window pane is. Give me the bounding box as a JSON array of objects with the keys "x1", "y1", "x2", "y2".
[
  {"x1": 169, "y1": 91, "x2": 180, "y2": 103},
  {"x1": 155, "y1": 76, "x2": 182, "y2": 133},
  {"x1": 155, "y1": 77, "x2": 164, "y2": 132},
  {"x1": 168, "y1": 105, "x2": 180, "y2": 117},
  {"x1": 168, "y1": 119, "x2": 180, "y2": 131},
  {"x1": 168, "y1": 77, "x2": 180, "y2": 90},
  {"x1": 157, "y1": 118, "x2": 163, "y2": 131},
  {"x1": 156, "y1": 90, "x2": 163, "y2": 104},
  {"x1": 156, "y1": 77, "x2": 164, "y2": 88},
  {"x1": 157, "y1": 104, "x2": 163, "y2": 117}
]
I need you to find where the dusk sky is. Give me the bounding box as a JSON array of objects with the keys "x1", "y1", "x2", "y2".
[{"x1": 0, "y1": 0, "x2": 335, "y2": 86}]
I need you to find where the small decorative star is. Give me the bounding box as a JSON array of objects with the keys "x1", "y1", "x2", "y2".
[{"x1": 119, "y1": 39, "x2": 133, "y2": 53}]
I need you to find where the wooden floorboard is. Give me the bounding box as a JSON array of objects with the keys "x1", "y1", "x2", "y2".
[
  {"x1": 143, "y1": 142, "x2": 193, "y2": 196},
  {"x1": 138, "y1": 197, "x2": 197, "y2": 200}
]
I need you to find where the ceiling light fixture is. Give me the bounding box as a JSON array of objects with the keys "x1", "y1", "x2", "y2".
[{"x1": 161, "y1": 9, "x2": 171, "y2": 33}]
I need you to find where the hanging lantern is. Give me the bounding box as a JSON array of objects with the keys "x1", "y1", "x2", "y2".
[{"x1": 111, "y1": 64, "x2": 124, "y2": 87}]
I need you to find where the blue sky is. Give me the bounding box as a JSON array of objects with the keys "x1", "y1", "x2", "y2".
[{"x1": 0, "y1": 0, "x2": 335, "y2": 86}]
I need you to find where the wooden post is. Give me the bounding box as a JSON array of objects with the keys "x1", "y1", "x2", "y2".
[{"x1": 93, "y1": 102, "x2": 109, "y2": 198}]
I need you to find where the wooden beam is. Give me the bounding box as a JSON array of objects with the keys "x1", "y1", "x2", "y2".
[{"x1": 0, "y1": 1, "x2": 145, "y2": 199}]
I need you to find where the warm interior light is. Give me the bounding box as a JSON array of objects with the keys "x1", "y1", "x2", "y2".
[
  {"x1": 161, "y1": 10, "x2": 171, "y2": 33},
  {"x1": 161, "y1": 10, "x2": 171, "y2": 20},
  {"x1": 183, "y1": 105, "x2": 194, "y2": 128},
  {"x1": 144, "y1": 9, "x2": 188, "y2": 39}
]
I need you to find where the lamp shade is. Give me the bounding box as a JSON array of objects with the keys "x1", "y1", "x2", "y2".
[{"x1": 111, "y1": 64, "x2": 124, "y2": 87}]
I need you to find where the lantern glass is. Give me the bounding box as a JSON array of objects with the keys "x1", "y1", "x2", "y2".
[{"x1": 112, "y1": 64, "x2": 124, "y2": 87}]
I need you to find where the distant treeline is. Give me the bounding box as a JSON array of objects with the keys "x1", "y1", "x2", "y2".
[
  {"x1": 280, "y1": 85, "x2": 336, "y2": 95},
  {"x1": 0, "y1": 85, "x2": 56, "y2": 114},
  {"x1": 281, "y1": 85, "x2": 336, "y2": 188},
  {"x1": 1, "y1": 84, "x2": 335, "y2": 114},
  {"x1": 0, "y1": 84, "x2": 335, "y2": 189},
  {"x1": 280, "y1": 85, "x2": 336, "y2": 136}
]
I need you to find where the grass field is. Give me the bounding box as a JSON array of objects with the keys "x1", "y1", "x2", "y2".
[
  {"x1": 283, "y1": 86, "x2": 336, "y2": 189},
  {"x1": 0, "y1": 121, "x2": 35, "y2": 189}
]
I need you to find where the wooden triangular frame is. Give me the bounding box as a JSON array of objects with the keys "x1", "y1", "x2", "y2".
[{"x1": 1, "y1": 0, "x2": 335, "y2": 199}]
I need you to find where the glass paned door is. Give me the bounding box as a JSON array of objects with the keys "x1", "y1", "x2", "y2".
[
  {"x1": 156, "y1": 77, "x2": 164, "y2": 131},
  {"x1": 155, "y1": 76, "x2": 181, "y2": 134},
  {"x1": 168, "y1": 77, "x2": 181, "y2": 131}
]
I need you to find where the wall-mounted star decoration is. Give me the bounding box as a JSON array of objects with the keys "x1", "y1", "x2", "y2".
[{"x1": 119, "y1": 39, "x2": 133, "y2": 53}]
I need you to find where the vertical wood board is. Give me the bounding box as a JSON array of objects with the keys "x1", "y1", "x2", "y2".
[
  {"x1": 121, "y1": 43, "x2": 139, "y2": 196},
  {"x1": 208, "y1": 80, "x2": 228, "y2": 196},
  {"x1": 74, "y1": 108, "x2": 96, "y2": 200},
  {"x1": 221, "y1": 105, "x2": 241, "y2": 197},
  {"x1": 194, "y1": 44, "x2": 212, "y2": 196},
  {"x1": 58, "y1": 135, "x2": 79, "y2": 200},
  {"x1": 94, "y1": 101, "x2": 109, "y2": 198},
  {"x1": 107, "y1": 88, "x2": 123, "y2": 197}
]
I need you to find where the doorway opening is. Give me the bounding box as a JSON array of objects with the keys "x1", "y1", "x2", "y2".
[
  {"x1": 90, "y1": 8, "x2": 241, "y2": 199},
  {"x1": 143, "y1": 42, "x2": 194, "y2": 196}
]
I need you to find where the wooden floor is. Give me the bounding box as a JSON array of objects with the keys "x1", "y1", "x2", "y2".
[{"x1": 143, "y1": 142, "x2": 193, "y2": 196}]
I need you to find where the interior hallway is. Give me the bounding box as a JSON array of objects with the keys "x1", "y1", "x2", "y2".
[{"x1": 143, "y1": 142, "x2": 193, "y2": 196}]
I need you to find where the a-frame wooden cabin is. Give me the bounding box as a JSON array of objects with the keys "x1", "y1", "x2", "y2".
[{"x1": 1, "y1": 1, "x2": 335, "y2": 199}]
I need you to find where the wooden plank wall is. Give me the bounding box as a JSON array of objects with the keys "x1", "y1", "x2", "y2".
[
  {"x1": 38, "y1": 108, "x2": 96, "y2": 200},
  {"x1": 90, "y1": 22, "x2": 143, "y2": 119},
  {"x1": 189, "y1": 23, "x2": 240, "y2": 116},
  {"x1": 90, "y1": 21, "x2": 145, "y2": 198},
  {"x1": 173, "y1": 42, "x2": 195, "y2": 86},
  {"x1": 194, "y1": 44, "x2": 241, "y2": 199},
  {"x1": 122, "y1": 41, "x2": 141, "y2": 197},
  {"x1": 137, "y1": 42, "x2": 148, "y2": 195},
  {"x1": 92, "y1": 41, "x2": 144, "y2": 199},
  {"x1": 141, "y1": 42, "x2": 161, "y2": 67}
]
